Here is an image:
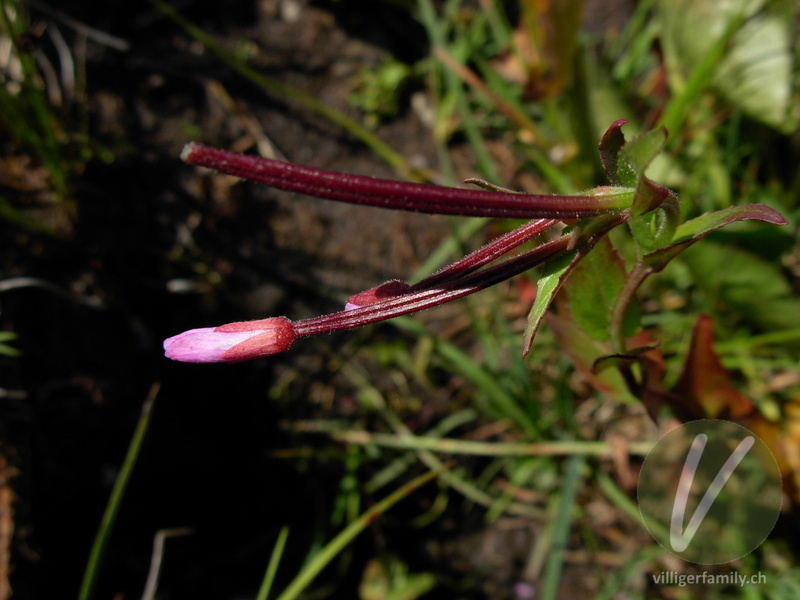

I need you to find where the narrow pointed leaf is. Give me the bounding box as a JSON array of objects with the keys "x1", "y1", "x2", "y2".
[
  {"x1": 522, "y1": 250, "x2": 577, "y2": 357},
  {"x1": 673, "y1": 203, "x2": 788, "y2": 239},
  {"x1": 643, "y1": 203, "x2": 788, "y2": 271},
  {"x1": 600, "y1": 123, "x2": 677, "y2": 252},
  {"x1": 621, "y1": 128, "x2": 674, "y2": 222},
  {"x1": 616, "y1": 127, "x2": 668, "y2": 189},
  {"x1": 598, "y1": 119, "x2": 628, "y2": 184}
]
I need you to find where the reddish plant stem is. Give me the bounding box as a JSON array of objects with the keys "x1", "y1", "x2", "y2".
[
  {"x1": 292, "y1": 236, "x2": 571, "y2": 337},
  {"x1": 410, "y1": 218, "x2": 559, "y2": 290},
  {"x1": 182, "y1": 143, "x2": 629, "y2": 219}
]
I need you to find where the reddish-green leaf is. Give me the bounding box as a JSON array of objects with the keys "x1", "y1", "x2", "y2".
[
  {"x1": 598, "y1": 119, "x2": 628, "y2": 185},
  {"x1": 643, "y1": 203, "x2": 788, "y2": 271},
  {"x1": 616, "y1": 126, "x2": 668, "y2": 189},
  {"x1": 597, "y1": 121, "x2": 677, "y2": 250},
  {"x1": 563, "y1": 237, "x2": 640, "y2": 342}
]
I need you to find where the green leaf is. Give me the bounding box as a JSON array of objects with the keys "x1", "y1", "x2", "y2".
[
  {"x1": 621, "y1": 129, "x2": 677, "y2": 228},
  {"x1": 626, "y1": 192, "x2": 680, "y2": 255},
  {"x1": 274, "y1": 469, "x2": 439, "y2": 600},
  {"x1": 433, "y1": 335, "x2": 540, "y2": 438},
  {"x1": 674, "y1": 203, "x2": 788, "y2": 239},
  {"x1": 523, "y1": 212, "x2": 631, "y2": 356},
  {"x1": 597, "y1": 121, "x2": 671, "y2": 212},
  {"x1": 563, "y1": 237, "x2": 641, "y2": 342},
  {"x1": 598, "y1": 119, "x2": 628, "y2": 185},
  {"x1": 522, "y1": 250, "x2": 577, "y2": 357},
  {"x1": 597, "y1": 122, "x2": 678, "y2": 252},
  {"x1": 359, "y1": 556, "x2": 436, "y2": 600},
  {"x1": 643, "y1": 203, "x2": 788, "y2": 271},
  {"x1": 545, "y1": 304, "x2": 637, "y2": 402},
  {"x1": 616, "y1": 126, "x2": 668, "y2": 189}
]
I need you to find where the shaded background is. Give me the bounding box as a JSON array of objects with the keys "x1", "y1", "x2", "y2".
[
  {"x1": 1, "y1": 0, "x2": 799, "y2": 599},
  {"x1": 1, "y1": 2, "x2": 532, "y2": 597}
]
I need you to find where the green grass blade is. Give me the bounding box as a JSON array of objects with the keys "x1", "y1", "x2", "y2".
[
  {"x1": 539, "y1": 454, "x2": 584, "y2": 600},
  {"x1": 416, "y1": 0, "x2": 500, "y2": 182},
  {"x1": 591, "y1": 545, "x2": 663, "y2": 600},
  {"x1": 410, "y1": 217, "x2": 488, "y2": 283},
  {"x1": 0, "y1": 193, "x2": 65, "y2": 238},
  {"x1": 274, "y1": 468, "x2": 440, "y2": 600},
  {"x1": 325, "y1": 430, "x2": 652, "y2": 458},
  {"x1": 343, "y1": 360, "x2": 543, "y2": 518},
  {"x1": 364, "y1": 409, "x2": 477, "y2": 494},
  {"x1": 389, "y1": 316, "x2": 541, "y2": 438},
  {"x1": 433, "y1": 338, "x2": 541, "y2": 438},
  {"x1": 596, "y1": 470, "x2": 669, "y2": 543},
  {"x1": 77, "y1": 384, "x2": 159, "y2": 600},
  {"x1": 256, "y1": 526, "x2": 290, "y2": 600},
  {"x1": 0, "y1": 0, "x2": 69, "y2": 198},
  {"x1": 658, "y1": 5, "x2": 748, "y2": 138}
]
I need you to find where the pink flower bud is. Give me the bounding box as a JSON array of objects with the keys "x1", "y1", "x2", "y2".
[
  {"x1": 345, "y1": 280, "x2": 410, "y2": 311},
  {"x1": 164, "y1": 317, "x2": 294, "y2": 363}
]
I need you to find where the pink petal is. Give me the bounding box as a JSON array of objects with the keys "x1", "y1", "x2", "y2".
[{"x1": 163, "y1": 327, "x2": 262, "y2": 363}]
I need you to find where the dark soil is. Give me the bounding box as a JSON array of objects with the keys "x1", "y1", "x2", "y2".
[{"x1": 1, "y1": 1, "x2": 636, "y2": 599}]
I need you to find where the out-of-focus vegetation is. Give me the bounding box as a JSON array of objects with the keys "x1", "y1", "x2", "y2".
[{"x1": 2, "y1": 0, "x2": 799, "y2": 598}]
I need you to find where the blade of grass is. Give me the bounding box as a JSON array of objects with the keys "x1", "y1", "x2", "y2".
[
  {"x1": 521, "y1": 492, "x2": 558, "y2": 583},
  {"x1": 141, "y1": 528, "x2": 193, "y2": 600},
  {"x1": 364, "y1": 409, "x2": 477, "y2": 494},
  {"x1": 0, "y1": 0, "x2": 70, "y2": 198},
  {"x1": 273, "y1": 468, "x2": 440, "y2": 600},
  {"x1": 416, "y1": 0, "x2": 500, "y2": 182},
  {"x1": 0, "y1": 329, "x2": 19, "y2": 357},
  {"x1": 540, "y1": 454, "x2": 584, "y2": 600},
  {"x1": 255, "y1": 526, "x2": 290, "y2": 600},
  {"x1": 713, "y1": 328, "x2": 800, "y2": 351},
  {"x1": 410, "y1": 217, "x2": 488, "y2": 283},
  {"x1": 434, "y1": 338, "x2": 541, "y2": 438},
  {"x1": 485, "y1": 457, "x2": 538, "y2": 522},
  {"x1": 343, "y1": 360, "x2": 544, "y2": 518},
  {"x1": 78, "y1": 383, "x2": 159, "y2": 600},
  {"x1": 319, "y1": 429, "x2": 652, "y2": 458},
  {"x1": 432, "y1": 45, "x2": 540, "y2": 139},
  {"x1": 610, "y1": 0, "x2": 658, "y2": 80},
  {"x1": 0, "y1": 194, "x2": 65, "y2": 238},
  {"x1": 422, "y1": 318, "x2": 542, "y2": 439},
  {"x1": 658, "y1": 4, "x2": 749, "y2": 139},
  {"x1": 478, "y1": 0, "x2": 513, "y2": 51},
  {"x1": 596, "y1": 469, "x2": 669, "y2": 542},
  {"x1": 390, "y1": 316, "x2": 541, "y2": 438}
]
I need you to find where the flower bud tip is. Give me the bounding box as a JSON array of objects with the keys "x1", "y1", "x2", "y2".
[
  {"x1": 345, "y1": 280, "x2": 410, "y2": 310},
  {"x1": 164, "y1": 317, "x2": 294, "y2": 363}
]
